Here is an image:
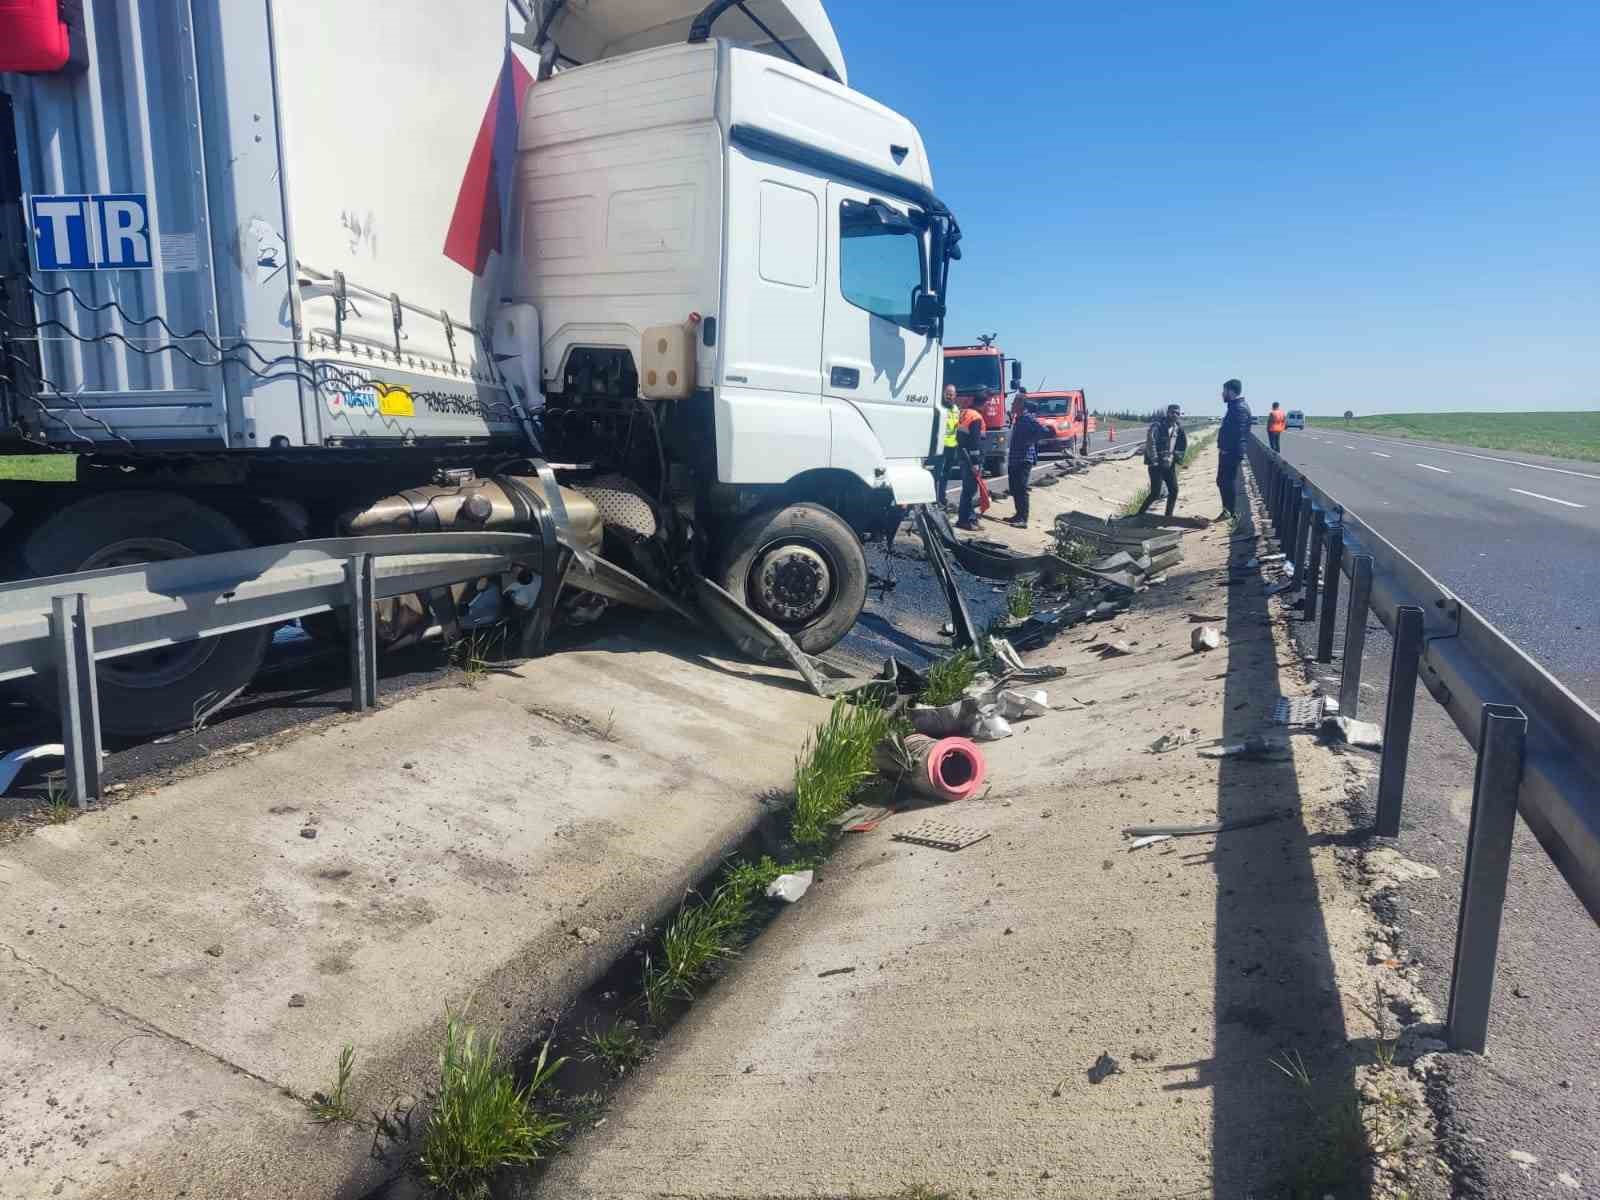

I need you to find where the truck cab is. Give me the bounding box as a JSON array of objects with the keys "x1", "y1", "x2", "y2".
[{"x1": 0, "y1": 0, "x2": 962, "y2": 735}]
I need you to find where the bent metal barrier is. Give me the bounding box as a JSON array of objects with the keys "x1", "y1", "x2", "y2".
[
  {"x1": 0, "y1": 524, "x2": 574, "y2": 806},
  {"x1": 1246, "y1": 435, "x2": 1600, "y2": 1052}
]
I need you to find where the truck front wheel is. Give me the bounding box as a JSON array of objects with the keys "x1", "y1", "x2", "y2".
[
  {"x1": 18, "y1": 492, "x2": 272, "y2": 737},
  {"x1": 714, "y1": 503, "x2": 867, "y2": 654}
]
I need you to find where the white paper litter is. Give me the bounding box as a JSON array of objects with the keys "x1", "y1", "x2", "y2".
[
  {"x1": 765, "y1": 870, "x2": 814, "y2": 903},
  {"x1": 1129, "y1": 834, "x2": 1173, "y2": 851}
]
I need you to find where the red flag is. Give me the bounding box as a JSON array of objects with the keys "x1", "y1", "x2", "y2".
[{"x1": 444, "y1": 49, "x2": 535, "y2": 276}]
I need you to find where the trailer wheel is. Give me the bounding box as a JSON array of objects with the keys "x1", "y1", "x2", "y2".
[
  {"x1": 18, "y1": 492, "x2": 271, "y2": 737},
  {"x1": 715, "y1": 503, "x2": 867, "y2": 654}
]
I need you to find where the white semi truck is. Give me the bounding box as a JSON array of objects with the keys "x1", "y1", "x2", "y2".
[{"x1": 0, "y1": 0, "x2": 961, "y2": 734}]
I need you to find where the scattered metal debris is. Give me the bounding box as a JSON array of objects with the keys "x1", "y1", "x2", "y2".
[
  {"x1": 0, "y1": 744, "x2": 63, "y2": 796},
  {"x1": 1197, "y1": 735, "x2": 1290, "y2": 761},
  {"x1": 1128, "y1": 834, "x2": 1174, "y2": 851},
  {"x1": 817, "y1": 966, "x2": 856, "y2": 978},
  {"x1": 831, "y1": 803, "x2": 895, "y2": 833},
  {"x1": 1190, "y1": 626, "x2": 1222, "y2": 652},
  {"x1": 1122, "y1": 812, "x2": 1285, "y2": 838},
  {"x1": 892, "y1": 820, "x2": 992, "y2": 851},
  {"x1": 1273, "y1": 695, "x2": 1330, "y2": 725}
]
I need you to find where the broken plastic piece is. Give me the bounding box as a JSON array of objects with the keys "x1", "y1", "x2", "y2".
[
  {"x1": 1191, "y1": 626, "x2": 1222, "y2": 652},
  {"x1": 1324, "y1": 715, "x2": 1383, "y2": 749},
  {"x1": 765, "y1": 870, "x2": 814, "y2": 903},
  {"x1": 0, "y1": 744, "x2": 64, "y2": 796},
  {"x1": 1087, "y1": 1052, "x2": 1122, "y2": 1084},
  {"x1": 892, "y1": 819, "x2": 991, "y2": 851},
  {"x1": 1128, "y1": 834, "x2": 1173, "y2": 850},
  {"x1": 1197, "y1": 735, "x2": 1290, "y2": 760},
  {"x1": 994, "y1": 688, "x2": 1049, "y2": 720},
  {"x1": 973, "y1": 710, "x2": 1013, "y2": 741}
]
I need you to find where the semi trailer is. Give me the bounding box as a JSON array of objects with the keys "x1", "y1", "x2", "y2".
[{"x1": 0, "y1": 0, "x2": 962, "y2": 735}]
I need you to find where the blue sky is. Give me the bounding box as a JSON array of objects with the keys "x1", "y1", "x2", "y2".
[{"x1": 833, "y1": 1, "x2": 1599, "y2": 416}]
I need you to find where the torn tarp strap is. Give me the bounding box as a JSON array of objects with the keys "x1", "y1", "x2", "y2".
[{"x1": 514, "y1": 493, "x2": 569, "y2": 657}]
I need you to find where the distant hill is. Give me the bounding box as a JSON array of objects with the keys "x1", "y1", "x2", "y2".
[{"x1": 1306, "y1": 412, "x2": 1600, "y2": 463}]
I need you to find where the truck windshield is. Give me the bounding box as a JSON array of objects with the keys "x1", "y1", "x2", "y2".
[
  {"x1": 1029, "y1": 398, "x2": 1070, "y2": 415},
  {"x1": 943, "y1": 356, "x2": 1003, "y2": 393}
]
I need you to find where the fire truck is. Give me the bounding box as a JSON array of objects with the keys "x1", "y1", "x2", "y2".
[{"x1": 941, "y1": 334, "x2": 1020, "y2": 476}]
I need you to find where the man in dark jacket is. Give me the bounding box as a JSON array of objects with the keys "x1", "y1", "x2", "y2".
[
  {"x1": 1005, "y1": 388, "x2": 1052, "y2": 528},
  {"x1": 1137, "y1": 404, "x2": 1187, "y2": 518},
  {"x1": 1216, "y1": 378, "x2": 1253, "y2": 527}
]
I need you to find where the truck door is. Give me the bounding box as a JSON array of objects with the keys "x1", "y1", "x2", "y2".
[{"x1": 821, "y1": 185, "x2": 940, "y2": 469}]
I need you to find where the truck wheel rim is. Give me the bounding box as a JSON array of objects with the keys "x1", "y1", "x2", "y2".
[
  {"x1": 750, "y1": 541, "x2": 833, "y2": 626},
  {"x1": 79, "y1": 537, "x2": 220, "y2": 689}
]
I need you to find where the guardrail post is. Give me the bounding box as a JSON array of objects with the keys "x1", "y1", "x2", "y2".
[
  {"x1": 1271, "y1": 472, "x2": 1285, "y2": 535},
  {"x1": 1447, "y1": 703, "x2": 1528, "y2": 1053},
  {"x1": 1317, "y1": 525, "x2": 1344, "y2": 662},
  {"x1": 51, "y1": 592, "x2": 103, "y2": 808},
  {"x1": 1375, "y1": 605, "x2": 1425, "y2": 837},
  {"x1": 1338, "y1": 554, "x2": 1375, "y2": 716},
  {"x1": 1302, "y1": 510, "x2": 1326, "y2": 621},
  {"x1": 1294, "y1": 488, "x2": 1314, "y2": 584},
  {"x1": 346, "y1": 554, "x2": 378, "y2": 712},
  {"x1": 1282, "y1": 481, "x2": 1299, "y2": 553}
]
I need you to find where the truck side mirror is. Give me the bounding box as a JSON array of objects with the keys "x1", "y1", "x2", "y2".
[
  {"x1": 910, "y1": 291, "x2": 944, "y2": 335},
  {"x1": 1010, "y1": 360, "x2": 1022, "y2": 387}
]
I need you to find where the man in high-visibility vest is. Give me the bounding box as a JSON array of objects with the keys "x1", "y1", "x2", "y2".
[
  {"x1": 1266, "y1": 401, "x2": 1287, "y2": 452},
  {"x1": 935, "y1": 382, "x2": 960, "y2": 506},
  {"x1": 955, "y1": 392, "x2": 989, "y2": 530}
]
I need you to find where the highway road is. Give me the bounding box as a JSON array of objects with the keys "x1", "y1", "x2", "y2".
[{"x1": 1265, "y1": 427, "x2": 1600, "y2": 1199}]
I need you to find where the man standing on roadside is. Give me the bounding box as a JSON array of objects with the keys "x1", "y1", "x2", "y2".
[
  {"x1": 935, "y1": 383, "x2": 960, "y2": 506},
  {"x1": 1217, "y1": 378, "x2": 1253, "y2": 527},
  {"x1": 955, "y1": 391, "x2": 987, "y2": 531},
  {"x1": 1137, "y1": 404, "x2": 1187, "y2": 519},
  {"x1": 1005, "y1": 387, "x2": 1051, "y2": 529},
  {"x1": 1266, "y1": 401, "x2": 1286, "y2": 452}
]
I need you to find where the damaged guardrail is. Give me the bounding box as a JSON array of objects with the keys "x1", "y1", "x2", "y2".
[
  {"x1": 1246, "y1": 435, "x2": 1600, "y2": 1053},
  {"x1": 0, "y1": 520, "x2": 600, "y2": 808}
]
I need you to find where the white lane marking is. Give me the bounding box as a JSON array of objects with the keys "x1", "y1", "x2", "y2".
[
  {"x1": 1509, "y1": 487, "x2": 1585, "y2": 509},
  {"x1": 1371, "y1": 451, "x2": 1392, "y2": 458},
  {"x1": 1350, "y1": 434, "x2": 1600, "y2": 481},
  {"x1": 1416, "y1": 463, "x2": 1451, "y2": 474}
]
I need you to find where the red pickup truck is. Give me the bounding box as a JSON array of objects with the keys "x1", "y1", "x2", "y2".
[{"x1": 1024, "y1": 389, "x2": 1093, "y2": 455}]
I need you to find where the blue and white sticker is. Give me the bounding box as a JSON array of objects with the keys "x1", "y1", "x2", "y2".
[{"x1": 29, "y1": 193, "x2": 155, "y2": 271}]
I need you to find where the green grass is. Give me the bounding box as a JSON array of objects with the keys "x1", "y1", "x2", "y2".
[
  {"x1": 420, "y1": 1018, "x2": 566, "y2": 1200},
  {"x1": 791, "y1": 698, "x2": 902, "y2": 845},
  {"x1": 308, "y1": 1044, "x2": 358, "y2": 1124},
  {"x1": 580, "y1": 1020, "x2": 646, "y2": 1076},
  {"x1": 1306, "y1": 410, "x2": 1600, "y2": 463},
  {"x1": 919, "y1": 649, "x2": 977, "y2": 707},
  {"x1": 0, "y1": 453, "x2": 76, "y2": 481},
  {"x1": 641, "y1": 854, "x2": 817, "y2": 1024},
  {"x1": 1004, "y1": 579, "x2": 1034, "y2": 620}
]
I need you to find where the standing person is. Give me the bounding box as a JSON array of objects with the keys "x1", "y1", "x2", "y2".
[
  {"x1": 1004, "y1": 390, "x2": 1056, "y2": 531},
  {"x1": 1266, "y1": 401, "x2": 1286, "y2": 452},
  {"x1": 955, "y1": 391, "x2": 987, "y2": 531},
  {"x1": 1005, "y1": 388, "x2": 1051, "y2": 529},
  {"x1": 935, "y1": 383, "x2": 960, "y2": 506},
  {"x1": 1216, "y1": 378, "x2": 1253, "y2": 526},
  {"x1": 1137, "y1": 404, "x2": 1187, "y2": 518}
]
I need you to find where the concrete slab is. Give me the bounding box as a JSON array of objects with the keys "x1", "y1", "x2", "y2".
[
  {"x1": 537, "y1": 446, "x2": 1389, "y2": 1199},
  {"x1": 0, "y1": 628, "x2": 830, "y2": 1200}
]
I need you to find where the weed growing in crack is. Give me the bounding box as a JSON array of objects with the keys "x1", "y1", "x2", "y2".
[
  {"x1": 791, "y1": 698, "x2": 902, "y2": 844},
  {"x1": 1268, "y1": 1047, "x2": 1313, "y2": 1090},
  {"x1": 1267, "y1": 1049, "x2": 1372, "y2": 1199},
  {"x1": 581, "y1": 1019, "x2": 646, "y2": 1076},
  {"x1": 919, "y1": 649, "x2": 977, "y2": 707},
  {"x1": 43, "y1": 776, "x2": 73, "y2": 824},
  {"x1": 420, "y1": 1017, "x2": 565, "y2": 1200},
  {"x1": 1005, "y1": 578, "x2": 1034, "y2": 620},
  {"x1": 450, "y1": 627, "x2": 506, "y2": 688},
  {"x1": 308, "y1": 1044, "x2": 357, "y2": 1124}
]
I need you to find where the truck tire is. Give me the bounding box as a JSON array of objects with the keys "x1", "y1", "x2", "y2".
[
  {"x1": 18, "y1": 492, "x2": 271, "y2": 737},
  {"x1": 714, "y1": 503, "x2": 867, "y2": 654}
]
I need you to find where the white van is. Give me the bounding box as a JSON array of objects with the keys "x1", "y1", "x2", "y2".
[{"x1": 1286, "y1": 410, "x2": 1306, "y2": 430}]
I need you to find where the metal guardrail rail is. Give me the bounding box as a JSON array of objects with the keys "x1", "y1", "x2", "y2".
[
  {"x1": 1246, "y1": 435, "x2": 1600, "y2": 1051},
  {"x1": 0, "y1": 524, "x2": 573, "y2": 809}
]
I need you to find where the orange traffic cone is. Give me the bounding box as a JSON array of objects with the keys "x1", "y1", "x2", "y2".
[{"x1": 1108, "y1": 421, "x2": 1116, "y2": 443}]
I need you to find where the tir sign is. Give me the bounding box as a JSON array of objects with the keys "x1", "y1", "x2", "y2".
[{"x1": 29, "y1": 193, "x2": 154, "y2": 271}]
